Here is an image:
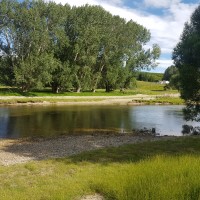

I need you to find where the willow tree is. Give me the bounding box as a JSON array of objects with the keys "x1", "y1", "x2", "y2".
[{"x1": 173, "y1": 5, "x2": 200, "y2": 121}]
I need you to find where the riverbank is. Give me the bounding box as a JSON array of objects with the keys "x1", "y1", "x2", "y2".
[
  {"x1": 0, "y1": 136, "x2": 200, "y2": 200},
  {"x1": 0, "y1": 134, "x2": 175, "y2": 166},
  {"x1": 0, "y1": 93, "x2": 183, "y2": 105}
]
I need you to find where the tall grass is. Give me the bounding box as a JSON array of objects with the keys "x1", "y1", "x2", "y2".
[
  {"x1": 0, "y1": 137, "x2": 200, "y2": 199},
  {"x1": 90, "y1": 155, "x2": 200, "y2": 200}
]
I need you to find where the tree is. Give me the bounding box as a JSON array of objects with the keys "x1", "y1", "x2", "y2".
[
  {"x1": 163, "y1": 65, "x2": 180, "y2": 90},
  {"x1": 45, "y1": 2, "x2": 72, "y2": 93},
  {"x1": 0, "y1": 0, "x2": 19, "y2": 86},
  {"x1": 0, "y1": 0, "x2": 54, "y2": 91},
  {"x1": 0, "y1": 1, "x2": 160, "y2": 93},
  {"x1": 173, "y1": 5, "x2": 200, "y2": 121},
  {"x1": 64, "y1": 5, "x2": 113, "y2": 92},
  {"x1": 163, "y1": 65, "x2": 178, "y2": 81}
]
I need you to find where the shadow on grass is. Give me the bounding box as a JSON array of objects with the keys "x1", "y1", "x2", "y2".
[
  {"x1": 0, "y1": 87, "x2": 38, "y2": 97},
  {"x1": 68, "y1": 137, "x2": 200, "y2": 164},
  {"x1": 1, "y1": 136, "x2": 200, "y2": 165}
]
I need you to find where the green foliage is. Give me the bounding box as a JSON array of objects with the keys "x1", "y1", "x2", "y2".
[
  {"x1": 0, "y1": 0, "x2": 160, "y2": 93},
  {"x1": 14, "y1": 54, "x2": 56, "y2": 91},
  {"x1": 137, "y1": 72, "x2": 163, "y2": 82},
  {"x1": 173, "y1": 5, "x2": 200, "y2": 121},
  {"x1": 163, "y1": 65, "x2": 178, "y2": 81},
  {"x1": 163, "y1": 66, "x2": 180, "y2": 90}
]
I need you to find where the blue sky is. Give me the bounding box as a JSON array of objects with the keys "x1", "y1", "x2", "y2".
[{"x1": 47, "y1": 0, "x2": 200, "y2": 73}]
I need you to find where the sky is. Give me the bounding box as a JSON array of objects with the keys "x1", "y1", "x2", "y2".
[{"x1": 48, "y1": 0, "x2": 200, "y2": 73}]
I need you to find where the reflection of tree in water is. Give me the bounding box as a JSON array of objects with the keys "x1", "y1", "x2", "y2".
[
  {"x1": 3, "y1": 106, "x2": 133, "y2": 138},
  {"x1": 183, "y1": 105, "x2": 200, "y2": 122}
]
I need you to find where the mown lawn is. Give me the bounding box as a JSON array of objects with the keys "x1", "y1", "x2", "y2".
[{"x1": 0, "y1": 137, "x2": 200, "y2": 200}]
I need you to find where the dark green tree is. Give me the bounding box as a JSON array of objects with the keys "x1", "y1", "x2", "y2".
[
  {"x1": 163, "y1": 65, "x2": 180, "y2": 90},
  {"x1": 163, "y1": 65, "x2": 178, "y2": 81},
  {"x1": 173, "y1": 5, "x2": 200, "y2": 121}
]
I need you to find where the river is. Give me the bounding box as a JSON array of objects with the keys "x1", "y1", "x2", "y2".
[{"x1": 0, "y1": 105, "x2": 199, "y2": 138}]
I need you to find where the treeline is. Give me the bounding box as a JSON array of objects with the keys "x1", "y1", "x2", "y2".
[
  {"x1": 0, "y1": 0, "x2": 160, "y2": 93},
  {"x1": 136, "y1": 72, "x2": 163, "y2": 82}
]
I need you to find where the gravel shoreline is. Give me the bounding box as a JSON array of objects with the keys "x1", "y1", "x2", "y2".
[{"x1": 0, "y1": 134, "x2": 175, "y2": 166}]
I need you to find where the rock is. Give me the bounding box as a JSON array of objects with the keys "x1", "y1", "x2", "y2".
[
  {"x1": 192, "y1": 127, "x2": 200, "y2": 135},
  {"x1": 152, "y1": 128, "x2": 156, "y2": 134},
  {"x1": 182, "y1": 125, "x2": 193, "y2": 134}
]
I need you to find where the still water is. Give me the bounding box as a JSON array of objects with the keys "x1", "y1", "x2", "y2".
[{"x1": 0, "y1": 105, "x2": 199, "y2": 138}]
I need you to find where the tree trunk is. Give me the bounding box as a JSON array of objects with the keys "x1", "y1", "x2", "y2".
[
  {"x1": 52, "y1": 83, "x2": 59, "y2": 93},
  {"x1": 105, "y1": 83, "x2": 111, "y2": 92},
  {"x1": 92, "y1": 65, "x2": 105, "y2": 93},
  {"x1": 76, "y1": 87, "x2": 81, "y2": 93}
]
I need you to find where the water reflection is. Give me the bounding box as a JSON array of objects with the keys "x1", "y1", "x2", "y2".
[{"x1": 0, "y1": 105, "x2": 199, "y2": 138}]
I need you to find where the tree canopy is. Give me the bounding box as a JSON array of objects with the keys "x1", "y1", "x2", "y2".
[
  {"x1": 173, "y1": 5, "x2": 200, "y2": 121},
  {"x1": 163, "y1": 65, "x2": 180, "y2": 90},
  {"x1": 0, "y1": 0, "x2": 160, "y2": 93}
]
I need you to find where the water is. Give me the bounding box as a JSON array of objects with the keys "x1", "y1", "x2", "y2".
[{"x1": 0, "y1": 105, "x2": 199, "y2": 138}]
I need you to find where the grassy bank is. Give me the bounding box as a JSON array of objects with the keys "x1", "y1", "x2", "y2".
[
  {"x1": 0, "y1": 137, "x2": 200, "y2": 200},
  {"x1": 131, "y1": 96, "x2": 184, "y2": 105},
  {"x1": 0, "y1": 97, "x2": 105, "y2": 104},
  {"x1": 0, "y1": 81, "x2": 182, "y2": 105}
]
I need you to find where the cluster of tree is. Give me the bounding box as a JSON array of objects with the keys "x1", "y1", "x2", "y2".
[
  {"x1": 173, "y1": 5, "x2": 200, "y2": 121},
  {"x1": 136, "y1": 72, "x2": 163, "y2": 82},
  {"x1": 0, "y1": 0, "x2": 160, "y2": 93},
  {"x1": 163, "y1": 65, "x2": 180, "y2": 89}
]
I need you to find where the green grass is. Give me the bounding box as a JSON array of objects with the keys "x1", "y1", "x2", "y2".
[
  {"x1": 0, "y1": 97, "x2": 105, "y2": 104},
  {"x1": 132, "y1": 97, "x2": 184, "y2": 105},
  {"x1": 0, "y1": 81, "x2": 178, "y2": 97},
  {"x1": 0, "y1": 81, "x2": 181, "y2": 104},
  {"x1": 135, "y1": 81, "x2": 178, "y2": 95},
  {"x1": 0, "y1": 137, "x2": 200, "y2": 199}
]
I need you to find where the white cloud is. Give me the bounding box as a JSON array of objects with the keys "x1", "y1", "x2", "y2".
[
  {"x1": 157, "y1": 59, "x2": 174, "y2": 68},
  {"x1": 144, "y1": 0, "x2": 180, "y2": 8},
  {"x1": 47, "y1": 0, "x2": 198, "y2": 71}
]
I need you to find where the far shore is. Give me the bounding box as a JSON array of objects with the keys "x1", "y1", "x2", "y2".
[{"x1": 0, "y1": 93, "x2": 183, "y2": 106}]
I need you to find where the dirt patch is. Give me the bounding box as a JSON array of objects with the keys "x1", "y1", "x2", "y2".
[{"x1": 80, "y1": 194, "x2": 104, "y2": 200}]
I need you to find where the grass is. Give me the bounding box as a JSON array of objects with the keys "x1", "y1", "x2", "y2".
[
  {"x1": 0, "y1": 137, "x2": 200, "y2": 199},
  {"x1": 0, "y1": 97, "x2": 105, "y2": 104},
  {"x1": 0, "y1": 81, "x2": 178, "y2": 97},
  {"x1": 0, "y1": 81, "x2": 181, "y2": 105},
  {"x1": 132, "y1": 97, "x2": 184, "y2": 105}
]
